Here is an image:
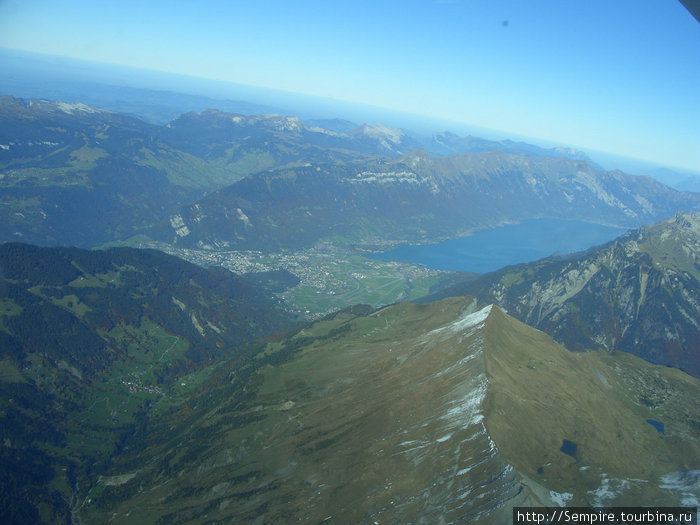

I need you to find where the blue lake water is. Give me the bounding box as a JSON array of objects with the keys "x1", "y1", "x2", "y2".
[
  {"x1": 646, "y1": 419, "x2": 665, "y2": 434},
  {"x1": 560, "y1": 439, "x2": 578, "y2": 460},
  {"x1": 370, "y1": 218, "x2": 628, "y2": 273}
]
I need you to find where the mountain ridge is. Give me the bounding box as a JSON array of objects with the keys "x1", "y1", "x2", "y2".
[
  {"x1": 71, "y1": 298, "x2": 699, "y2": 523},
  {"x1": 1, "y1": 242, "x2": 696, "y2": 522}
]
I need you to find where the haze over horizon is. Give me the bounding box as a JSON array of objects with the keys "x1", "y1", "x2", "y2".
[{"x1": 1, "y1": 0, "x2": 699, "y2": 172}]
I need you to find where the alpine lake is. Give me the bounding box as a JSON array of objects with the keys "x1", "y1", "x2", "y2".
[{"x1": 370, "y1": 218, "x2": 629, "y2": 273}]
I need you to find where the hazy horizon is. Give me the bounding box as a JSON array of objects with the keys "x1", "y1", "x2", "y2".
[
  {"x1": 2, "y1": 46, "x2": 698, "y2": 181},
  {"x1": 1, "y1": 0, "x2": 698, "y2": 172}
]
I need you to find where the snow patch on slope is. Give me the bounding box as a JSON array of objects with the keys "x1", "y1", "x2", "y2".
[
  {"x1": 359, "y1": 124, "x2": 404, "y2": 144},
  {"x1": 660, "y1": 470, "x2": 700, "y2": 507},
  {"x1": 443, "y1": 377, "x2": 487, "y2": 427},
  {"x1": 424, "y1": 304, "x2": 493, "y2": 430},
  {"x1": 56, "y1": 102, "x2": 103, "y2": 114},
  {"x1": 430, "y1": 304, "x2": 492, "y2": 338}
]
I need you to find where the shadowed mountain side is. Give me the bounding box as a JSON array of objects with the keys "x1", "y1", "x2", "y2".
[
  {"x1": 77, "y1": 298, "x2": 699, "y2": 523},
  {"x1": 0, "y1": 242, "x2": 298, "y2": 524}
]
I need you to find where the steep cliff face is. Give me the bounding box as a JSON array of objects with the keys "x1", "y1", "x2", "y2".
[{"x1": 440, "y1": 213, "x2": 700, "y2": 377}]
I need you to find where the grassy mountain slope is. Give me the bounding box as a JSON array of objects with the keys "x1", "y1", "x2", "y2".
[
  {"x1": 73, "y1": 298, "x2": 698, "y2": 524},
  {"x1": 483, "y1": 306, "x2": 699, "y2": 506},
  {"x1": 432, "y1": 212, "x2": 700, "y2": 378},
  {"x1": 0, "y1": 242, "x2": 297, "y2": 524},
  {"x1": 0, "y1": 96, "x2": 214, "y2": 246}
]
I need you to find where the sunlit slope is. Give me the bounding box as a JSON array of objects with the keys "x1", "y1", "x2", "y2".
[
  {"x1": 483, "y1": 306, "x2": 699, "y2": 507},
  {"x1": 82, "y1": 298, "x2": 699, "y2": 523},
  {"x1": 80, "y1": 298, "x2": 532, "y2": 523}
]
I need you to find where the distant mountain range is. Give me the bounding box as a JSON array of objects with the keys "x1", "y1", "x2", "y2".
[
  {"x1": 428, "y1": 130, "x2": 593, "y2": 161},
  {"x1": 0, "y1": 96, "x2": 448, "y2": 246},
  {"x1": 0, "y1": 96, "x2": 403, "y2": 247},
  {"x1": 429, "y1": 212, "x2": 700, "y2": 378},
  {"x1": 0, "y1": 96, "x2": 202, "y2": 246},
  {"x1": 157, "y1": 149, "x2": 700, "y2": 251},
  {"x1": 3, "y1": 95, "x2": 697, "y2": 251}
]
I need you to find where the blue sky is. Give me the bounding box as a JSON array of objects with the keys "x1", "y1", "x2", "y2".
[{"x1": 1, "y1": 0, "x2": 699, "y2": 171}]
